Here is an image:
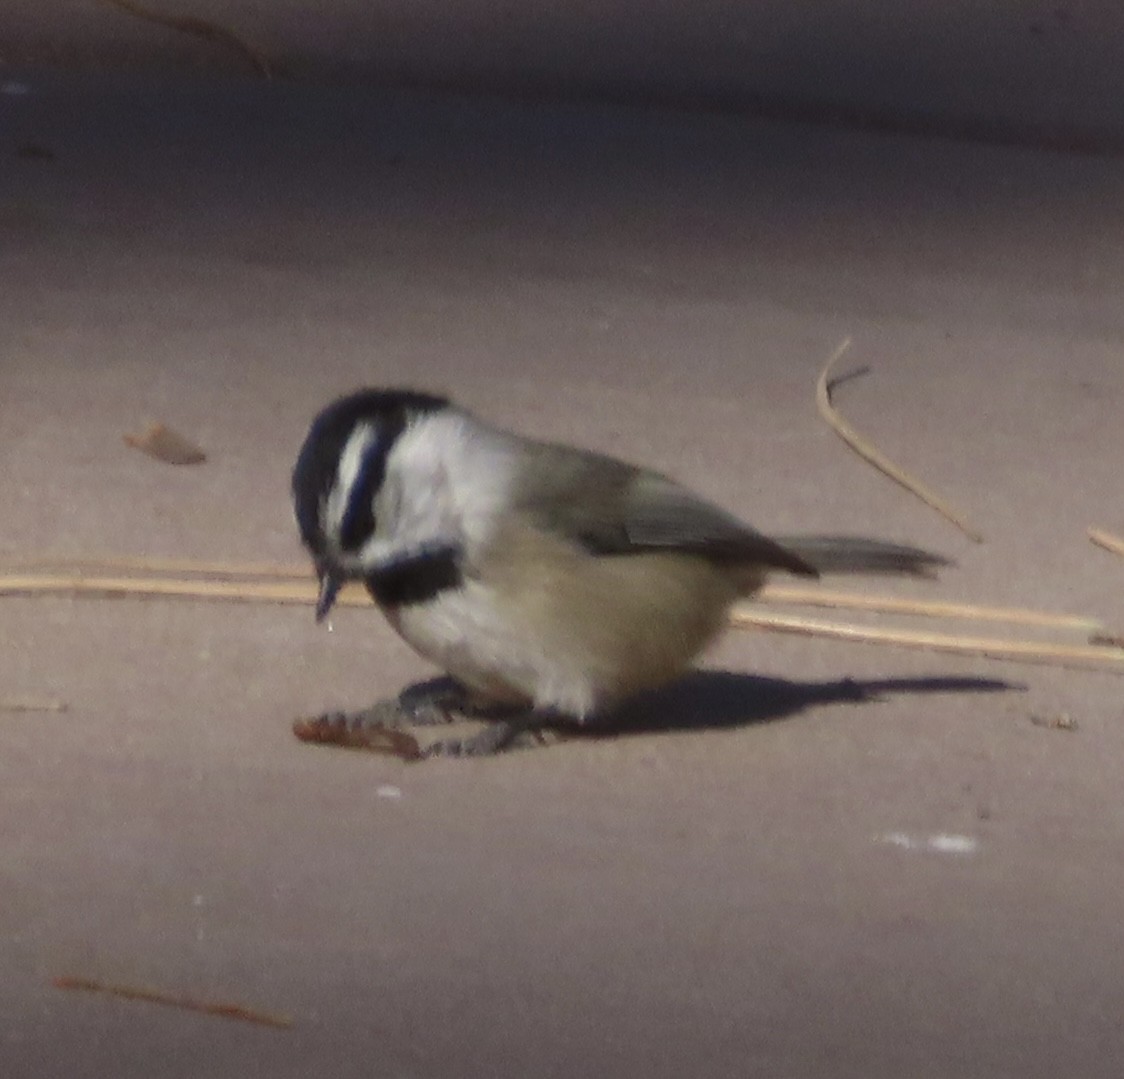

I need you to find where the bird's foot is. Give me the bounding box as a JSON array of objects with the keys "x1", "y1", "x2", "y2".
[
  {"x1": 419, "y1": 721, "x2": 564, "y2": 758},
  {"x1": 396, "y1": 676, "x2": 510, "y2": 724}
]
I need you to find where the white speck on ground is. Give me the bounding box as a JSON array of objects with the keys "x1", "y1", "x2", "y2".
[{"x1": 877, "y1": 832, "x2": 979, "y2": 855}]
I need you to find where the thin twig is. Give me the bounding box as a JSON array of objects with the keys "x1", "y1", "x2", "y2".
[
  {"x1": 816, "y1": 338, "x2": 984, "y2": 542},
  {"x1": 1088, "y1": 527, "x2": 1124, "y2": 559},
  {"x1": 97, "y1": 0, "x2": 275, "y2": 78},
  {"x1": 730, "y1": 608, "x2": 1124, "y2": 673},
  {"x1": 753, "y1": 584, "x2": 1103, "y2": 632},
  {"x1": 53, "y1": 976, "x2": 292, "y2": 1028}
]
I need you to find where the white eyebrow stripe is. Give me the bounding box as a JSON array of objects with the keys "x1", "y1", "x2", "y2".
[{"x1": 325, "y1": 420, "x2": 378, "y2": 540}]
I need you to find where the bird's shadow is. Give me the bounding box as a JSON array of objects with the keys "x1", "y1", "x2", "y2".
[
  {"x1": 406, "y1": 669, "x2": 1019, "y2": 742},
  {"x1": 566, "y1": 669, "x2": 1019, "y2": 739}
]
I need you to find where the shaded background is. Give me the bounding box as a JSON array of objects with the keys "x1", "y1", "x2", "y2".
[{"x1": 4, "y1": 1, "x2": 1124, "y2": 145}]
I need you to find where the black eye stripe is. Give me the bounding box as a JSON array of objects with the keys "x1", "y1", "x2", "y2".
[
  {"x1": 338, "y1": 433, "x2": 384, "y2": 551},
  {"x1": 337, "y1": 410, "x2": 412, "y2": 551}
]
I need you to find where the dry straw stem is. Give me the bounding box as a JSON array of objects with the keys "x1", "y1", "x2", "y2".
[
  {"x1": 5, "y1": 559, "x2": 1119, "y2": 674},
  {"x1": 1, "y1": 562, "x2": 1110, "y2": 639},
  {"x1": 755, "y1": 584, "x2": 1103, "y2": 632},
  {"x1": 2, "y1": 555, "x2": 310, "y2": 579},
  {"x1": 1089, "y1": 527, "x2": 1124, "y2": 559},
  {"x1": 816, "y1": 338, "x2": 984, "y2": 543},
  {"x1": 2, "y1": 557, "x2": 1102, "y2": 632},
  {"x1": 730, "y1": 609, "x2": 1124, "y2": 674},
  {"x1": 0, "y1": 573, "x2": 369, "y2": 608},
  {"x1": 98, "y1": 0, "x2": 275, "y2": 78},
  {"x1": 53, "y1": 976, "x2": 292, "y2": 1028}
]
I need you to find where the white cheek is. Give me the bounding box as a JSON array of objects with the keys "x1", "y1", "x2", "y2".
[
  {"x1": 363, "y1": 460, "x2": 461, "y2": 563},
  {"x1": 344, "y1": 412, "x2": 518, "y2": 570}
]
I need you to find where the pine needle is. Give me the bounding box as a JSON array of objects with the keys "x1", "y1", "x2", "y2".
[
  {"x1": 731, "y1": 608, "x2": 1124, "y2": 673},
  {"x1": 53, "y1": 975, "x2": 292, "y2": 1028},
  {"x1": 98, "y1": 0, "x2": 275, "y2": 78},
  {"x1": 754, "y1": 584, "x2": 1102, "y2": 632},
  {"x1": 816, "y1": 338, "x2": 984, "y2": 542}
]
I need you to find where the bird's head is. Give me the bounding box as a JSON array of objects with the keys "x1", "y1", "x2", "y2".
[{"x1": 291, "y1": 388, "x2": 449, "y2": 621}]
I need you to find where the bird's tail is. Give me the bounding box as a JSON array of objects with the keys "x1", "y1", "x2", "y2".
[{"x1": 774, "y1": 535, "x2": 951, "y2": 578}]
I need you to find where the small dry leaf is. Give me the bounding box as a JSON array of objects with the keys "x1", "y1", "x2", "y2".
[
  {"x1": 123, "y1": 422, "x2": 206, "y2": 465},
  {"x1": 1029, "y1": 712, "x2": 1079, "y2": 732}
]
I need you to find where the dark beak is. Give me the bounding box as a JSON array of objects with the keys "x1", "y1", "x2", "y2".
[{"x1": 315, "y1": 570, "x2": 343, "y2": 623}]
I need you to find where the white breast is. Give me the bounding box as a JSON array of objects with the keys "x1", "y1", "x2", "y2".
[{"x1": 386, "y1": 580, "x2": 590, "y2": 713}]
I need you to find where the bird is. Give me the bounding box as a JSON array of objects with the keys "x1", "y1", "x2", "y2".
[{"x1": 292, "y1": 388, "x2": 949, "y2": 757}]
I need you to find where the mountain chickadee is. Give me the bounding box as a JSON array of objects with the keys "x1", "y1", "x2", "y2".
[{"x1": 292, "y1": 389, "x2": 948, "y2": 757}]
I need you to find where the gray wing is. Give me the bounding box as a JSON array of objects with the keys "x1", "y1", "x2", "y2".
[{"x1": 511, "y1": 439, "x2": 817, "y2": 577}]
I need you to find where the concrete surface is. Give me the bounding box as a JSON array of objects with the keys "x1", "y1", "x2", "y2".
[{"x1": 2, "y1": 67, "x2": 1124, "y2": 1077}]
